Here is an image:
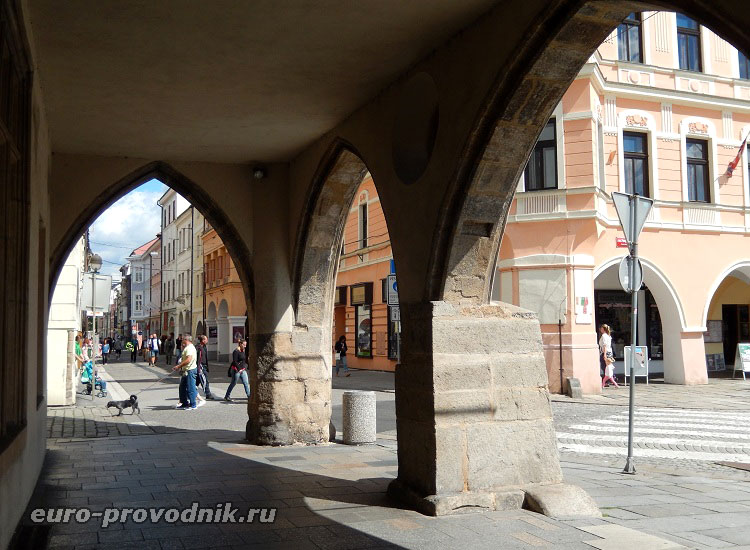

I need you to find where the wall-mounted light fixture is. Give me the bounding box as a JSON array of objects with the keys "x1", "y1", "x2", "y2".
[{"x1": 253, "y1": 166, "x2": 267, "y2": 180}]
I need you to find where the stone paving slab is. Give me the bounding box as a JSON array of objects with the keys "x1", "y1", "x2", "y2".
[{"x1": 11, "y1": 426, "x2": 750, "y2": 549}]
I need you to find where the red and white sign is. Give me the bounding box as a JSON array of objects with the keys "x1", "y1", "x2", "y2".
[{"x1": 616, "y1": 237, "x2": 628, "y2": 248}]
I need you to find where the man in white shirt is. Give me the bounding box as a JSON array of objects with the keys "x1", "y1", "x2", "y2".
[
  {"x1": 172, "y1": 334, "x2": 198, "y2": 410},
  {"x1": 148, "y1": 333, "x2": 160, "y2": 365}
]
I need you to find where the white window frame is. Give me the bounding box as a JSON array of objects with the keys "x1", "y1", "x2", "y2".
[
  {"x1": 134, "y1": 292, "x2": 143, "y2": 313},
  {"x1": 134, "y1": 267, "x2": 143, "y2": 283},
  {"x1": 679, "y1": 117, "x2": 719, "y2": 203}
]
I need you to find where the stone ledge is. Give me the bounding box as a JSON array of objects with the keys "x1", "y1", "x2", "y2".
[
  {"x1": 387, "y1": 479, "x2": 601, "y2": 519},
  {"x1": 387, "y1": 478, "x2": 524, "y2": 516}
]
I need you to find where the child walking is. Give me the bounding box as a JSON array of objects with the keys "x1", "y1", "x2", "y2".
[{"x1": 599, "y1": 324, "x2": 618, "y2": 388}]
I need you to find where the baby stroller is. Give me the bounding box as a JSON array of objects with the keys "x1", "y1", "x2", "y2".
[{"x1": 80, "y1": 362, "x2": 108, "y2": 397}]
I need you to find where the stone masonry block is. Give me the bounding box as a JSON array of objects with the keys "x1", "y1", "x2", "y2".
[
  {"x1": 435, "y1": 389, "x2": 493, "y2": 423},
  {"x1": 434, "y1": 424, "x2": 467, "y2": 494},
  {"x1": 490, "y1": 352, "x2": 549, "y2": 388},
  {"x1": 432, "y1": 317, "x2": 542, "y2": 355},
  {"x1": 466, "y1": 419, "x2": 562, "y2": 490},
  {"x1": 396, "y1": 419, "x2": 437, "y2": 496},
  {"x1": 433, "y1": 354, "x2": 492, "y2": 392}
]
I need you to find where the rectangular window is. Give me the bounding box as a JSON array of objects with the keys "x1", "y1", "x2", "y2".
[
  {"x1": 359, "y1": 204, "x2": 368, "y2": 249},
  {"x1": 381, "y1": 278, "x2": 388, "y2": 303},
  {"x1": 677, "y1": 14, "x2": 702, "y2": 72},
  {"x1": 524, "y1": 119, "x2": 557, "y2": 191},
  {"x1": 740, "y1": 51, "x2": 750, "y2": 80},
  {"x1": 355, "y1": 304, "x2": 372, "y2": 358},
  {"x1": 172, "y1": 280, "x2": 175, "y2": 299},
  {"x1": 686, "y1": 138, "x2": 710, "y2": 202},
  {"x1": 334, "y1": 286, "x2": 347, "y2": 306},
  {"x1": 135, "y1": 293, "x2": 143, "y2": 312},
  {"x1": 617, "y1": 13, "x2": 642, "y2": 63},
  {"x1": 623, "y1": 132, "x2": 649, "y2": 196},
  {"x1": 350, "y1": 282, "x2": 373, "y2": 306}
]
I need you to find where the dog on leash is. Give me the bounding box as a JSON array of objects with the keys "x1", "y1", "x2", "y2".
[{"x1": 106, "y1": 394, "x2": 140, "y2": 416}]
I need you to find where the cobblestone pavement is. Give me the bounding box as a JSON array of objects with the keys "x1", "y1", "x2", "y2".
[{"x1": 17, "y1": 427, "x2": 750, "y2": 549}]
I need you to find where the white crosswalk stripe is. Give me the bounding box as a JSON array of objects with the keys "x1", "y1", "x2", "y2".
[{"x1": 557, "y1": 408, "x2": 750, "y2": 462}]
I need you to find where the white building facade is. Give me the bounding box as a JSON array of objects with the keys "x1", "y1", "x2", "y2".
[
  {"x1": 158, "y1": 188, "x2": 190, "y2": 337},
  {"x1": 46, "y1": 236, "x2": 86, "y2": 406}
]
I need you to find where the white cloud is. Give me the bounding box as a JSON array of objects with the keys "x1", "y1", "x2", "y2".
[{"x1": 88, "y1": 187, "x2": 165, "y2": 279}]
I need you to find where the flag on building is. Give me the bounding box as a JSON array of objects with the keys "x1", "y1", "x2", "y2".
[{"x1": 726, "y1": 133, "x2": 748, "y2": 176}]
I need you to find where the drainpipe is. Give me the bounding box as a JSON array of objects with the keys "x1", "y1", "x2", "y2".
[
  {"x1": 558, "y1": 318, "x2": 564, "y2": 395},
  {"x1": 190, "y1": 206, "x2": 194, "y2": 334}
]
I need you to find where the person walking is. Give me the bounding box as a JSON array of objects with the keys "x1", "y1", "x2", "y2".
[
  {"x1": 225, "y1": 340, "x2": 250, "y2": 402},
  {"x1": 334, "y1": 335, "x2": 350, "y2": 377},
  {"x1": 599, "y1": 324, "x2": 618, "y2": 388},
  {"x1": 101, "y1": 339, "x2": 110, "y2": 364},
  {"x1": 175, "y1": 334, "x2": 183, "y2": 365},
  {"x1": 148, "y1": 333, "x2": 160, "y2": 365},
  {"x1": 196, "y1": 335, "x2": 214, "y2": 400},
  {"x1": 165, "y1": 333, "x2": 175, "y2": 365},
  {"x1": 127, "y1": 337, "x2": 137, "y2": 362},
  {"x1": 172, "y1": 334, "x2": 198, "y2": 410},
  {"x1": 113, "y1": 338, "x2": 122, "y2": 361}
]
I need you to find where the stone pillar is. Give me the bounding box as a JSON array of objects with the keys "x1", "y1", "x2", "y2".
[
  {"x1": 217, "y1": 317, "x2": 230, "y2": 362},
  {"x1": 389, "y1": 300, "x2": 568, "y2": 515},
  {"x1": 66, "y1": 329, "x2": 76, "y2": 405}
]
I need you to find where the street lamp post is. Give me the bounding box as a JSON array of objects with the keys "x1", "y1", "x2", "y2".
[{"x1": 89, "y1": 253, "x2": 103, "y2": 366}]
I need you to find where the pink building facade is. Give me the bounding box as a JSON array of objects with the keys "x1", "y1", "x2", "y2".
[{"x1": 496, "y1": 11, "x2": 750, "y2": 394}]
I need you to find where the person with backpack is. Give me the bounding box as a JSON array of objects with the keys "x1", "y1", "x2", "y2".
[
  {"x1": 334, "y1": 335, "x2": 350, "y2": 377},
  {"x1": 165, "y1": 333, "x2": 175, "y2": 365},
  {"x1": 224, "y1": 339, "x2": 249, "y2": 402}
]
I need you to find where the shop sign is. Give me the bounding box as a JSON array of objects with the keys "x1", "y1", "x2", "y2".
[
  {"x1": 390, "y1": 306, "x2": 400, "y2": 322},
  {"x1": 208, "y1": 326, "x2": 218, "y2": 340},
  {"x1": 616, "y1": 237, "x2": 628, "y2": 248},
  {"x1": 734, "y1": 343, "x2": 750, "y2": 378},
  {"x1": 387, "y1": 274, "x2": 399, "y2": 305},
  {"x1": 624, "y1": 346, "x2": 648, "y2": 380}
]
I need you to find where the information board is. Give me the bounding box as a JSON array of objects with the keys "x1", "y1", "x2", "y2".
[
  {"x1": 706, "y1": 353, "x2": 726, "y2": 372},
  {"x1": 704, "y1": 320, "x2": 723, "y2": 343},
  {"x1": 624, "y1": 345, "x2": 649, "y2": 384},
  {"x1": 733, "y1": 343, "x2": 750, "y2": 380}
]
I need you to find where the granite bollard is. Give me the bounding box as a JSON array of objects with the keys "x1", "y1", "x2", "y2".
[{"x1": 342, "y1": 390, "x2": 376, "y2": 444}]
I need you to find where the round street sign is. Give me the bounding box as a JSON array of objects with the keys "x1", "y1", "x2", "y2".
[{"x1": 618, "y1": 256, "x2": 643, "y2": 293}]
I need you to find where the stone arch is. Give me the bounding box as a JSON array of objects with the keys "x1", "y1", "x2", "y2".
[
  {"x1": 207, "y1": 301, "x2": 217, "y2": 320},
  {"x1": 594, "y1": 255, "x2": 690, "y2": 383},
  {"x1": 702, "y1": 261, "x2": 750, "y2": 327},
  {"x1": 49, "y1": 161, "x2": 254, "y2": 322},
  {"x1": 218, "y1": 299, "x2": 229, "y2": 319},
  {"x1": 195, "y1": 320, "x2": 204, "y2": 337},
  {"x1": 429, "y1": 1, "x2": 750, "y2": 306},
  {"x1": 178, "y1": 312, "x2": 185, "y2": 334},
  {"x1": 291, "y1": 140, "x2": 369, "y2": 344}
]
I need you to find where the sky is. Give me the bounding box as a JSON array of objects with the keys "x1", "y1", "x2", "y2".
[{"x1": 88, "y1": 178, "x2": 167, "y2": 281}]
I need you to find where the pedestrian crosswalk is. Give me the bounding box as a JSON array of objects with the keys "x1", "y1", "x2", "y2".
[{"x1": 557, "y1": 407, "x2": 750, "y2": 463}]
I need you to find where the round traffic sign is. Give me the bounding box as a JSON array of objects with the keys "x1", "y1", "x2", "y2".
[{"x1": 618, "y1": 256, "x2": 643, "y2": 293}]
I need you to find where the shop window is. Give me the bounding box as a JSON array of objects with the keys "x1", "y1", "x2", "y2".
[
  {"x1": 686, "y1": 138, "x2": 710, "y2": 202},
  {"x1": 524, "y1": 119, "x2": 557, "y2": 191},
  {"x1": 677, "y1": 14, "x2": 702, "y2": 72},
  {"x1": 618, "y1": 13, "x2": 642, "y2": 63},
  {"x1": 381, "y1": 278, "x2": 388, "y2": 303},
  {"x1": 594, "y1": 288, "x2": 662, "y2": 361},
  {"x1": 355, "y1": 305, "x2": 372, "y2": 358},
  {"x1": 740, "y1": 51, "x2": 750, "y2": 80},
  {"x1": 623, "y1": 132, "x2": 649, "y2": 196}
]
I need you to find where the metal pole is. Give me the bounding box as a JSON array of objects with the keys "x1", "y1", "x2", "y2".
[
  {"x1": 92, "y1": 270, "x2": 97, "y2": 372},
  {"x1": 624, "y1": 195, "x2": 638, "y2": 474},
  {"x1": 558, "y1": 318, "x2": 564, "y2": 394}
]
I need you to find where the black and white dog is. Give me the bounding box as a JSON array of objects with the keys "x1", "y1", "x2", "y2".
[{"x1": 106, "y1": 394, "x2": 140, "y2": 416}]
